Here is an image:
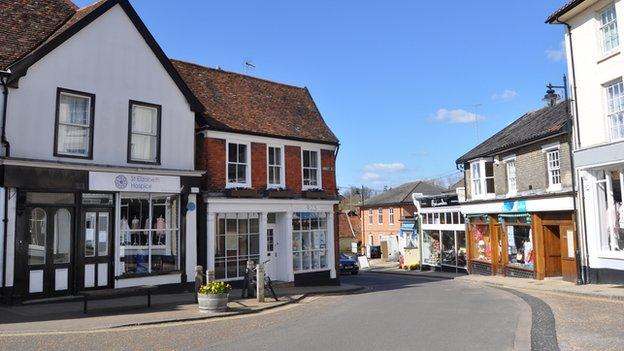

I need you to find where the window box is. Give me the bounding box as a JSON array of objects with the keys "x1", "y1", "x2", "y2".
[
  {"x1": 302, "y1": 189, "x2": 331, "y2": 199},
  {"x1": 226, "y1": 187, "x2": 261, "y2": 198},
  {"x1": 265, "y1": 188, "x2": 294, "y2": 198}
]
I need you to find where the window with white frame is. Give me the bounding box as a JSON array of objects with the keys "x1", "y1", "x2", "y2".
[
  {"x1": 606, "y1": 80, "x2": 624, "y2": 141},
  {"x1": 267, "y1": 146, "x2": 284, "y2": 187},
  {"x1": 215, "y1": 213, "x2": 260, "y2": 279},
  {"x1": 55, "y1": 89, "x2": 94, "y2": 158},
  {"x1": 600, "y1": 5, "x2": 619, "y2": 54},
  {"x1": 368, "y1": 209, "x2": 373, "y2": 224},
  {"x1": 506, "y1": 159, "x2": 517, "y2": 195},
  {"x1": 227, "y1": 142, "x2": 249, "y2": 187},
  {"x1": 119, "y1": 194, "x2": 179, "y2": 275},
  {"x1": 470, "y1": 160, "x2": 495, "y2": 198},
  {"x1": 389, "y1": 208, "x2": 395, "y2": 225},
  {"x1": 546, "y1": 149, "x2": 561, "y2": 189},
  {"x1": 378, "y1": 208, "x2": 383, "y2": 224},
  {"x1": 471, "y1": 162, "x2": 482, "y2": 197},
  {"x1": 129, "y1": 101, "x2": 160, "y2": 164},
  {"x1": 292, "y1": 212, "x2": 328, "y2": 272},
  {"x1": 302, "y1": 150, "x2": 321, "y2": 189}
]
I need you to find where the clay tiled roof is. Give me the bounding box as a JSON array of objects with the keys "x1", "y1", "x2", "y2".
[
  {"x1": 456, "y1": 101, "x2": 570, "y2": 164},
  {"x1": 171, "y1": 59, "x2": 339, "y2": 145},
  {"x1": 361, "y1": 181, "x2": 447, "y2": 207},
  {"x1": 0, "y1": 0, "x2": 76, "y2": 69}
]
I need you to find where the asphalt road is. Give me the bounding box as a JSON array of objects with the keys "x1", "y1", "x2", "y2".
[{"x1": 0, "y1": 273, "x2": 530, "y2": 351}]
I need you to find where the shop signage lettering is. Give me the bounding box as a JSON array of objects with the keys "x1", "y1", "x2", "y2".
[
  {"x1": 502, "y1": 200, "x2": 526, "y2": 213},
  {"x1": 89, "y1": 172, "x2": 180, "y2": 193}
]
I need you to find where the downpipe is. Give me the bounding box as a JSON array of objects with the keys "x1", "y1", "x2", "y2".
[{"x1": 0, "y1": 70, "x2": 10, "y2": 297}]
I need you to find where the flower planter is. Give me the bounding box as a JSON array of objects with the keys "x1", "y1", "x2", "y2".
[
  {"x1": 302, "y1": 190, "x2": 330, "y2": 199},
  {"x1": 266, "y1": 189, "x2": 294, "y2": 198},
  {"x1": 197, "y1": 293, "x2": 229, "y2": 313},
  {"x1": 227, "y1": 188, "x2": 261, "y2": 198}
]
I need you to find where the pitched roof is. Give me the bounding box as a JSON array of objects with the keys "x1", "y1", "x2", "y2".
[
  {"x1": 546, "y1": 0, "x2": 586, "y2": 23},
  {"x1": 0, "y1": 0, "x2": 77, "y2": 69},
  {"x1": 361, "y1": 181, "x2": 447, "y2": 207},
  {"x1": 456, "y1": 101, "x2": 570, "y2": 164},
  {"x1": 1, "y1": 0, "x2": 204, "y2": 115},
  {"x1": 171, "y1": 59, "x2": 340, "y2": 145}
]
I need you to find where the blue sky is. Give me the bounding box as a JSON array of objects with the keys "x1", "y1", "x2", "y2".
[{"x1": 76, "y1": 0, "x2": 568, "y2": 191}]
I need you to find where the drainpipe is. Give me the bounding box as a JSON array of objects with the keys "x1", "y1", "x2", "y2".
[
  {"x1": 0, "y1": 70, "x2": 10, "y2": 297},
  {"x1": 551, "y1": 18, "x2": 587, "y2": 284}
]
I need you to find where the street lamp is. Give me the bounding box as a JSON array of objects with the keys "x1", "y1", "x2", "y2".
[{"x1": 543, "y1": 75, "x2": 569, "y2": 107}]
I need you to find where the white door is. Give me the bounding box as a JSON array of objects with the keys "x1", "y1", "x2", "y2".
[{"x1": 266, "y1": 223, "x2": 278, "y2": 279}]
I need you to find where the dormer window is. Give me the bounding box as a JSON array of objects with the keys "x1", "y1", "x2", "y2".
[{"x1": 470, "y1": 159, "x2": 495, "y2": 199}]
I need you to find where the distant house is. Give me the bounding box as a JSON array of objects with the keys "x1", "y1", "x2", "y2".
[
  {"x1": 338, "y1": 211, "x2": 361, "y2": 253},
  {"x1": 360, "y1": 181, "x2": 446, "y2": 259},
  {"x1": 456, "y1": 100, "x2": 577, "y2": 281}
]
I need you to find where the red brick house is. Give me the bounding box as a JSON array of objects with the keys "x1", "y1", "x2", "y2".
[
  {"x1": 172, "y1": 60, "x2": 340, "y2": 286},
  {"x1": 338, "y1": 211, "x2": 362, "y2": 253}
]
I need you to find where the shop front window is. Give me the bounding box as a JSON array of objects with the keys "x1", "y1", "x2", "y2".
[
  {"x1": 28, "y1": 208, "x2": 47, "y2": 265},
  {"x1": 596, "y1": 170, "x2": 624, "y2": 252},
  {"x1": 457, "y1": 231, "x2": 467, "y2": 267},
  {"x1": 470, "y1": 222, "x2": 491, "y2": 262},
  {"x1": 119, "y1": 194, "x2": 179, "y2": 275},
  {"x1": 292, "y1": 212, "x2": 328, "y2": 272},
  {"x1": 441, "y1": 230, "x2": 456, "y2": 266},
  {"x1": 422, "y1": 230, "x2": 441, "y2": 266},
  {"x1": 504, "y1": 222, "x2": 534, "y2": 270},
  {"x1": 215, "y1": 213, "x2": 260, "y2": 279}
]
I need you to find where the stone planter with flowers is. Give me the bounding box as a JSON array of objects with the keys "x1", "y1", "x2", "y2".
[{"x1": 197, "y1": 281, "x2": 232, "y2": 313}]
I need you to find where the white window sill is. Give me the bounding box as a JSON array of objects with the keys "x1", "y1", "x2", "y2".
[
  {"x1": 597, "y1": 49, "x2": 620, "y2": 64},
  {"x1": 267, "y1": 184, "x2": 286, "y2": 190},
  {"x1": 225, "y1": 183, "x2": 251, "y2": 189}
]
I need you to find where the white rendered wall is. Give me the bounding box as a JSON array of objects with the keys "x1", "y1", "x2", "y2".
[
  {"x1": 6, "y1": 4, "x2": 195, "y2": 170},
  {"x1": 566, "y1": 0, "x2": 624, "y2": 148}
]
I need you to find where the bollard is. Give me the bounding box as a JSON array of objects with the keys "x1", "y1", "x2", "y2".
[
  {"x1": 194, "y1": 265, "x2": 204, "y2": 303},
  {"x1": 256, "y1": 264, "x2": 265, "y2": 302}
]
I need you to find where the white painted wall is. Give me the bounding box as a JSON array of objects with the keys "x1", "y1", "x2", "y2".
[
  {"x1": 6, "y1": 4, "x2": 195, "y2": 170},
  {"x1": 565, "y1": 0, "x2": 624, "y2": 148}
]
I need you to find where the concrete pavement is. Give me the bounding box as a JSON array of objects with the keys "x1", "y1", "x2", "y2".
[
  {"x1": 0, "y1": 273, "x2": 531, "y2": 351},
  {"x1": 0, "y1": 284, "x2": 362, "y2": 334}
]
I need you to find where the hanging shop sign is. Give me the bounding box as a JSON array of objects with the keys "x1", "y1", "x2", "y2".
[{"x1": 89, "y1": 172, "x2": 180, "y2": 193}]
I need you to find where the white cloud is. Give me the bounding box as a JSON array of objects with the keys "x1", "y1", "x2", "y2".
[
  {"x1": 432, "y1": 108, "x2": 485, "y2": 124},
  {"x1": 492, "y1": 89, "x2": 518, "y2": 102},
  {"x1": 360, "y1": 172, "x2": 384, "y2": 182},
  {"x1": 546, "y1": 41, "x2": 565, "y2": 62},
  {"x1": 363, "y1": 163, "x2": 406, "y2": 173}
]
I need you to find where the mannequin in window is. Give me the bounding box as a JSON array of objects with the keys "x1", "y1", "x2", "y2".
[
  {"x1": 131, "y1": 216, "x2": 140, "y2": 245},
  {"x1": 155, "y1": 215, "x2": 166, "y2": 245},
  {"x1": 121, "y1": 217, "x2": 130, "y2": 245},
  {"x1": 607, "y1": 203, "x2": 620, "y2": 251}
]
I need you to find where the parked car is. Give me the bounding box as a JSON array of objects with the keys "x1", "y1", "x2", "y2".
[
  {"x1": 369, "y1": 245, "x2": 382, "y2": 259},
  {"x1": 339, "y1": 253, "x2": 359, "y2": 275}
]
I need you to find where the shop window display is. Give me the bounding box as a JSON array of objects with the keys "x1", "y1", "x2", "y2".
[
  {"x1": 505, "y1": 225, "x2": 534, "y2": 270},
  {"x1": 422, "y1": 230, "x2": 441, "y2": 266},
  {"x1": 596, "y1": 170, "x2": 624, "y2": 252},
  {"x1": 441, "y1": 231, "x2": 456, "y2": 266},
  {"x1": 120, "y1": 194, "x2": 179, "y2": 275},
  {"x1": 470, "y1": 223, "x2": 491, "y2": 262},
  {"x1": 215, "y1": 213, "x2": 260, "y2": 279},
  {"x1": 292, "y1": 212, "x2": 328, "y2": 272}
]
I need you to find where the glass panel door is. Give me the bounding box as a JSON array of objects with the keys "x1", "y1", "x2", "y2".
[{"x1": 80, "y1": 209, "x2": 112, "y2": 290}]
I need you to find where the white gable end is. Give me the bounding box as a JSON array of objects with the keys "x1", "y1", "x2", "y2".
[{"x1": 6, "y1": 4, "x2": 195, "y2": 170}]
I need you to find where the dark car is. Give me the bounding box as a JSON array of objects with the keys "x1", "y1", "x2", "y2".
[
  {"x1": 369, "y1": 245, "x2": 382, "y2": 259},
  {"x1": 339, "y1": 253, "x2": 359, "y2": 275}
]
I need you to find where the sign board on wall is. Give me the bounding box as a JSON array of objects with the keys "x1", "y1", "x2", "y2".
[{"x1": 89, "y1": 172, "x2": 181, "y2": 193}]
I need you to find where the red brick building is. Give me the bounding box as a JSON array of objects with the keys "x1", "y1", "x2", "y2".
[
  {"x1": 173, "y1": 60, "x2": 341, "y2": 285},
  {"x1": 338, "y1": 211, "x2": 362, "y2": 253}
]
